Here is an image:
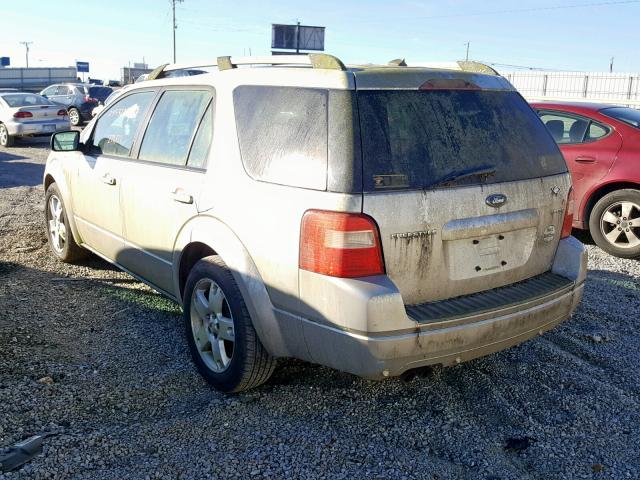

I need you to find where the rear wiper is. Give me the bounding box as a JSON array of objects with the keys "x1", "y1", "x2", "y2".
[{"x1": 426, "y1": 165, "x2": 496, "y2": 189}]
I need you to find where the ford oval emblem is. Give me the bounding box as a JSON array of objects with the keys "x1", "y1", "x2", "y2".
[{"x1": 486, "y1": 193, "x2": 507, "y2": 208}]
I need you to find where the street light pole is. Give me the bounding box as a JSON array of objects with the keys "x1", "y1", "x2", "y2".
[
  {"x1": 172, "y1": 0, "x2": 184, "y2": 63},
  {"x1": 464, "y1": 41, "x2": 470, "y2": 61},
  {"x1": 20, "y1": 41, "x2": 33, "y2": 68}
]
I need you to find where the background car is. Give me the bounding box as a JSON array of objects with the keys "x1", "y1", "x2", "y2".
[
  {"x1": 0, "y1": 92, "x2": 69, "y2": 147},
  {"x1": 40, "y1": 83, "x2": 113, "y2": 126},
  {"x1": 533, "y1": 101, "x2": 640, "y2": 258}
]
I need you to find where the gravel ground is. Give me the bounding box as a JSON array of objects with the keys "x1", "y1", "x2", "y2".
[{"x1": 1, "y1": 138, "x2": 639, "y2": 479}]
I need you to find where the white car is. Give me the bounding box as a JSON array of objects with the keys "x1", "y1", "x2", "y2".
[
  {"x1": 0, "y1": 92, "x2": 70, "y2": 147},
  {"x1": 91, "y1": 86, "x2": 131, "y2": 118}
]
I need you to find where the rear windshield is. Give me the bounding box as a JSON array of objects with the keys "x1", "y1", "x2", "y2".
[
  {"x1": 358, "y1": 90, "x2": 566, "y2": 191},
  {"x1": 600, "y1": 106, "x2": 640, "y2": 129},
  {"x1": 1, "y1": 94, "x2": 52, "y2": 107}
]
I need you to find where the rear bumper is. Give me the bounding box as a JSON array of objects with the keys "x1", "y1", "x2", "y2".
[
  {"x1": 5, "y1": 120, "x2": 69, "y2": 136},
  {"x1": 294, "y1": 236, "x2": 587, "y2": 379}
]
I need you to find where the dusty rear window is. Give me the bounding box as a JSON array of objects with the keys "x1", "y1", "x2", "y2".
[
  {"x1": 233, "y1": 86, "x2": 328, "y2": 190},
  {"x1": 358, "y1": 90, "x2": 566, "y2": 191}
]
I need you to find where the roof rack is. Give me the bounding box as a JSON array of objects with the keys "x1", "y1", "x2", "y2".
[{"x1": 216, "y1": 53, "x2": 346, "y2": 71}]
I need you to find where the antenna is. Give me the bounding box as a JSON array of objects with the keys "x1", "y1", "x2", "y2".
[{"x1": 20, "y1": 41, "x2": 33, "y2": 68}]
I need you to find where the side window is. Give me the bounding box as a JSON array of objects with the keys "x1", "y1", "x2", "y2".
[
  {"x1": 187, "y1": 103, "x2": 213, "y2": 169},
  {"x1": 233, "y1": 86, "x2": 328, "y2": 190},
  {"x1": 91, "y1": 91, "x2": 155, "y2": 157},
  {"x1": 58, "y1": 86, "x2": 71, "y2": 96},
  {"x1": 42, "y1": 86, "x2": 57, "y2": 96},
  {"x1": 539, "y1": 112, "x2": 588, "y2": 144},
  {"x1": 138, "y1": 90, "x2": 211, "y2": 166},
  {"x1": 586, "y1": 122, "x2": 609, "y2": 141}
]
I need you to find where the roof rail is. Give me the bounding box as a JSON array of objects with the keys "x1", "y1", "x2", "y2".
[{"x1": 216, "y1": 53, "x2": 346, "y2": 71}]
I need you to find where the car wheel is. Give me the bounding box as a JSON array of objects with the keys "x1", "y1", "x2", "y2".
[
  {"x1": 45, "y1": 183, "x2": 87, "y2": 262},
  {"x1": 183, "y1": 255, "x2": 276, "y2": 393},
  {"x1": 589, "y1": 189, "x2": 640, "y2": 259},
  {"x1": 68, "y1": 108, "x2": 81, "y2": 126},
  {"x1": 0, "y1": 123, "x2": 14, "y2": 147}
]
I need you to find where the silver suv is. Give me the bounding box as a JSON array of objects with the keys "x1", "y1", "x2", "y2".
[{"x1": 44, "y1": 54, "x2": 587, "y2": 393}]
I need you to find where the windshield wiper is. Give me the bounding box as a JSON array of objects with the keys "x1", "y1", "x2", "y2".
[{"x1": 426, "y1": 165, "x2": 496, "y2": 189}]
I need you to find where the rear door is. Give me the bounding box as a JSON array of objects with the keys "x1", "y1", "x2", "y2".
[
  {"x1": 537, "y1": 110, "x2": 622, "y2": 226},
  {"x1": 358, "y1": 86, "x2": 570, "y2": 305},
  {"x1": 118, "y1": 88, "x2": 213, "y2": 295}
]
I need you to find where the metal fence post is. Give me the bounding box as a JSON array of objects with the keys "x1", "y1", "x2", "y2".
[
  {"x1": 583, "y1": 75, "x2": 589, "y2": 98},
  {"x1": 543, "y1": 75, "x2": 548, "y2": 96}
]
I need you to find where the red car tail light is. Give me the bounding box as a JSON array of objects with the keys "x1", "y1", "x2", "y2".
[
  {"x1": 57, "y1": 109, "x2": 67, "y2": 116},
  {"x1": 299, "y1": 210, "x2": 385, "y2": 278},
  {"x1": 561, "y1": 187, "x2": 575, "y2": 239},
  {"x1": 13, "y1": 111, "x2": 33, "y2": 119},
  {"x1": 84, "y1": 95, "x2": 98, "y2": 103}
]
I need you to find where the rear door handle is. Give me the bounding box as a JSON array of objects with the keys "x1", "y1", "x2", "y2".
[
  {"x1": 171, "y1": 189, "x2": 193, "y2": 204},
  {"x1": 101, "y1": 173, "x2": 116, "y2": 185},
  {"x1": 575, "y1": 156, "x2": 596, "y2": 164}
]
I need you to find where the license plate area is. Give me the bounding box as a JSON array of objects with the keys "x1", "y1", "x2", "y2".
[{"x1": 444, "y1": 227, "x2": 537, "y2": 280}]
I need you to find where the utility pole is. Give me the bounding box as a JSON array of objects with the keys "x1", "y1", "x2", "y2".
[
  {"x1": 464, "y1": 42, "x2": 470, "y2": 61},
  {"x1": 609, "y1": 56, "x2": 614, "y2": 73},
  {"x1": 20, "y1": 41, "x2": 33, "y2": 68},
  {"x1": 172, "y1": 0, "x2": 184, "y2": 63},
  {"x1": 296, "y1": 21, "x2": 301, "y2": 54}
]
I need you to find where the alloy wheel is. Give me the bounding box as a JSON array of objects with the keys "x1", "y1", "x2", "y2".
[
  {"x1": 599, "y1": 201, "x2": 640, "y2": 249},
  {"x1": 47, "y1": 194, "x2": 67, "y2": 253},
  {"x1": 190, "y1": 278, "x2": 235, "y2": 373}
]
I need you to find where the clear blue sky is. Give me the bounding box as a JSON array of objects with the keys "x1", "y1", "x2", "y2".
[{"x1": 1, "y1": 0, "x2": 639, "y2": 80}]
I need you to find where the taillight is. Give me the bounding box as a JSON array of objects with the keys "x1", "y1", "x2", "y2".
[
  {"x1": 561, "y1": 187, "x2": 575, "y2": 238},
  {"x1": 420, "y1": 78, "x2": 481, "y2": 90},
  {"x1": 13, "y1": 111, "x2": 33, "y2": 119},
  {"x1": 57, "y1": 109, "x2": 67, "y2": 116},
  {"x1": 299, "y1": 210, "x2": 385, "y2": 278},
  {"x1": 84, "y1": 95, "x2": 98, "y2": 103}
]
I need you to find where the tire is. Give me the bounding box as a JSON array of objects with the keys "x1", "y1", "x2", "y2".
[
  {"x1": 183, "y1": 255, "x2": 276, "y2": 393},
  {"x1": 589, "y1": 189, "x2": 640, "y2": 259},
  {"x1": 68, "y1": 108, "x2": 81, "y2": 127},
  {"x1": 45, "y1": 183, "x2": 87, "y2": 262},
  {"x1": 0, "y1": 123, "x2": 14, "y2": 147}
]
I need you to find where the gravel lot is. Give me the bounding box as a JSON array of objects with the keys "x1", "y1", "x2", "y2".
[{"x1": 1, "y1": 137, "x2": 639, "y2": 479}]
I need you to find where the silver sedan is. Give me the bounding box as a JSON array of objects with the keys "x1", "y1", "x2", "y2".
[{"x1": 0, "y1": 92, "x2": 70, "y2": 147}]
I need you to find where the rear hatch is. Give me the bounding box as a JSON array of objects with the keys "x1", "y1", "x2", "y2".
[{"x1": 355, "y1": 70, "x2": 571, "y2": 305}]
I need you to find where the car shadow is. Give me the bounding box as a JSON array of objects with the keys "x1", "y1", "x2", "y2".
[{"x1": 0, "y1": 149, "x2": 45, "y2": 188}]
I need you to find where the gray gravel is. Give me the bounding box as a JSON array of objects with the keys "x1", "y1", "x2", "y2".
[{"x1": 1, "y1": 138, "x2": 640, "y2": 479}]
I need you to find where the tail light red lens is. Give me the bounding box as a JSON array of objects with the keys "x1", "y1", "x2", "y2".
[
  {"x1": 57, "y1": 109, "x2": 67, "y2": 116},
  {"x1": 561, "y1": 187, "x2": 575, "y2": 238},
  {"x1": 420, "y1": 78, "x2": 481, "y2": 90},
  {"x1": 13, "y1": 111, "x2": 33, "y2": 119},
  {"x1": 300, "y1": 210, "x2": 385, "y2": 278},
  {"x1": 84, "y1": 95, "x2": 98, "y2": 103}
]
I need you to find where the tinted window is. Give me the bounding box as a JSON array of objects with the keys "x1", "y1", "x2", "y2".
[
  {"x1": 601, "y1": 106, "x2": 640, "y2": 128},
  {"x1": 233, "y1": 86, "x2": 328, "y2": 190},
  {"x1": 359, "y1": 90, "x2": 566, "y2": 191},
  {"x1": 1, "y1": 94, "x2": 52, "y2": 107},
  {"x1": 539, "y1": 112, "x2": 589, "y2": 144},
  {"x1": 187, "y1": 103, "x2": 213, "y2": 169},
  {"x1": 89, "y1": 86, "x2": 113, "y2": 102},
  {"x1": 139, "y1": 90, "x2": 211, "y2": 166},
  {"x1": 91, "y1": 91, "x2": 155, "y2": 157}
]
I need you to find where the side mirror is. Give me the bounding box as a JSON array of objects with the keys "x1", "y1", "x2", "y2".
[{"x1": 51, "y1": 131, "x2": 81, "y2": 152}]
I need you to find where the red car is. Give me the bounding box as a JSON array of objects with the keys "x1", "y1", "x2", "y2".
[{"x1": 531, "y1": 102, "x2": 640, "y2": 258}]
